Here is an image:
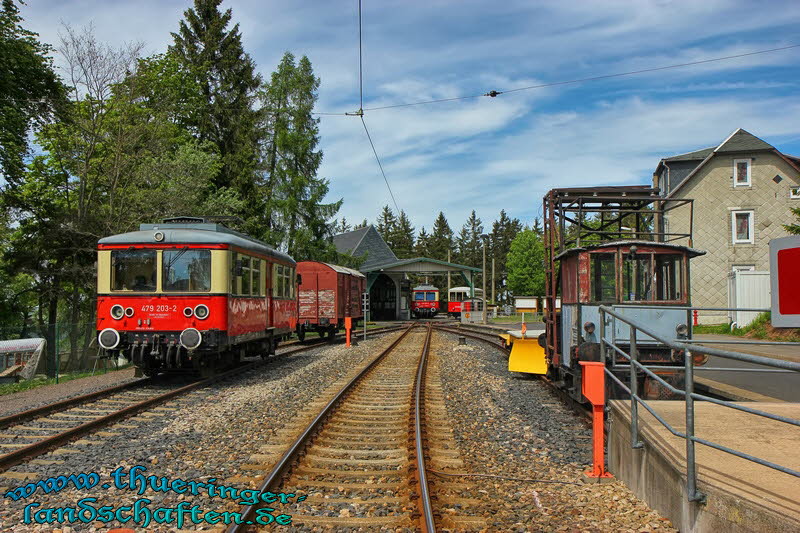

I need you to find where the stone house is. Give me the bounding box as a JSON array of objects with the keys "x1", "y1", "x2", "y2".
[{"x1": 653, "y1": 128, "x2": 800, "y2": 323}]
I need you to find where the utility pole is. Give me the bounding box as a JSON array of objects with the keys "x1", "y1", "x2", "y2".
[
  {"x1": 481, "y1": 234, "x2": 488, "y2": 324},
  {"x1": 447, "y1": 249, "x2": 451, "y2": 295},
  {"x1": 491, "y1": 257, "x2": 495, "y2": 305}
]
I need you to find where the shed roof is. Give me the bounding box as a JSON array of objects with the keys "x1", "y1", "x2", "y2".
[
  {"x1": 362, "y1": 257, "x2": 481, "y2": 273},
  {"x1": 332, "y1": 225, "x2": 398, "y2": 270}
]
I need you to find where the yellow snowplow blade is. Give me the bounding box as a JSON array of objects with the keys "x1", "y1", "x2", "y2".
[{"x1": 508, "y1": 337, "x2": 547, "y2": 374}]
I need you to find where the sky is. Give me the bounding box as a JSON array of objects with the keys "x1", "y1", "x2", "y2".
[{"x1": 20, "y1": 0, "x2": 800, "y2": 233}]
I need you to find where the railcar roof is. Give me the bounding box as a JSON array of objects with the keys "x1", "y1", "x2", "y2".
[
  {"x1": 98, "y1": 224, "x2": 295, "y2": 264},
  {"x1": 413, "y1": 285, "x2": 439, "y2": 291},
  {"x1": 554, "y1": 240, "x2": 705, "y2": 261}
]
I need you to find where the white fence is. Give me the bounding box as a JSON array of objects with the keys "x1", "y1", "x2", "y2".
[{"x1": 727, "y1": 270, "x2": 770, "y2": 327}]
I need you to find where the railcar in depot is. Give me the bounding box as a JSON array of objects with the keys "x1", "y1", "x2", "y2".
[
  {"x1": 95, "y1": 217, "x2": 297, "y2": 376},
  {"x1": 446, "y1": 286, "x2": 483, "y2": 318},
  {"x1": 411, "y1": 284, "x2": 440, "y2": 318},
  {"x1": 507, "y1": 186, "x2": 708, "y2": 401},
  {"x1": 296, "y1": 261, "x2": 366, "y2": 341}
]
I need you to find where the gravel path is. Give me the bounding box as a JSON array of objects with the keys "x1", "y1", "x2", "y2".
[
  {"x1": 0, "y1": 367, "x2": 140, "y2": 418},
  {"x1": 0, "y1": 331, "x2": 403, "y2": 532},
  {"x1": 433, "y1": 331, "x2": 677, "y2": 532}
]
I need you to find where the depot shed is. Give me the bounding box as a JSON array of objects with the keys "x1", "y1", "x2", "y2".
[{"x1": 297, "y1": 261, "x2": 366, "y2": 329}]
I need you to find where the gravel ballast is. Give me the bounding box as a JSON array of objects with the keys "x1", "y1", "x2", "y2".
[{"x1": 432, "y1": 331, "x2": 677, "y2": 532}]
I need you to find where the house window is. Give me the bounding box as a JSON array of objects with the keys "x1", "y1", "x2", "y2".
[
  {"x1": 790, "y1": 187, "x2": 800, "y2": 199},
  {"x1": 733, "y1": 159, "x2": 751, "y2": 187},
  {"x1": 731, "y1": 210, "x2": 754, "y2": 244}
]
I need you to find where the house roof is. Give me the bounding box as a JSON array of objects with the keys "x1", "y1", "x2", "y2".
[
  {"x1": 662, "y1": 147, "x2": 714, "y2": 162},
  {"x1": 713, "y1": 128, "x2": 774, "y2": 153},
  {"x1": 661, "y1": 128, "x2": 787, "y2": 199}
]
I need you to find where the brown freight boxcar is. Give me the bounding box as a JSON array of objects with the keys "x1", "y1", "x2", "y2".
[{"x1": 296, "y1": 261, "x2": 366, "y2": 341}]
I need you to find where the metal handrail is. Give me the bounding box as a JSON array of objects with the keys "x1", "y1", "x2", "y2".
[{"x1": 598, "y1": 305, "x2": 800, "y2": 503}]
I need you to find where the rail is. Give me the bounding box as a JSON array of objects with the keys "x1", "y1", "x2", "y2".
[{"x1": 598, "y1": 305, "x2": 800, "y2": 503}]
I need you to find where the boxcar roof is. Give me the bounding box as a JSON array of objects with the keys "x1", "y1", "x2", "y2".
[
  {"x1": 98, "y1": 226, "x2": 295, "y2": 264},
  {"x1": 298, "y1": 261, "x2": 365, "y2": 278},
  {"x1": 554, "y1": 240, "x2": 705, "y2": 261}
]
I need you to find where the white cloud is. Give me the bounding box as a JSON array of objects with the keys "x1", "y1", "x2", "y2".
[{"x1": 18, "y1": 0, "x2": 800, "y2": 235}]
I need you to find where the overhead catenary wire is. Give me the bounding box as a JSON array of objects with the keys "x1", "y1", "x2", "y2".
[
  {"x1": 361, "y1": 115, "x2": 400, "y2": 214},
  {"x1": 350, "y1": 0, "x2": 401, "y2": 215},
  {"x1": 314, "y1": 43, "x2": 800, "y2": 115},
  {"x1": 358, "y1": 0, "x2": 363, "y2": 112}
]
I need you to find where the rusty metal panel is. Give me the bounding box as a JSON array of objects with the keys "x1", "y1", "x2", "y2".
[
  {"x1": 318, "y1": 289, "x2": 336, "y2": 318},
  {"x1": 299, "y1": 289, "x2": 318, "y2": 318}
]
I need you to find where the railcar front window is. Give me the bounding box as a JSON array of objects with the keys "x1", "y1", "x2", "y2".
[
  {"x1": 414, "y1": 293, "x2": 424, "y2": 301},
  {"x1": 426, "y1": 292, "x2": 437, "y2": 301},
  {"x1": 163, "y1": 249, "x2": 211, "y2": 292},
  {"x1": 590, "y1": 254, "x2": 616, "y2": 301},
  {"x1": 656, "y1": 255, "x2": 684, "y2": 301},
  {"x1": 112, "y1": 250, "x2": 157, "y2": 291},
  {"x1": 623, "y1": 256, "x2": 653, "y2": 301}
]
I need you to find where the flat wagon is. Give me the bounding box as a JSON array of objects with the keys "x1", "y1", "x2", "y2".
[{"x1": 296, "y1": 261, "x2": 366, "y2": 340}]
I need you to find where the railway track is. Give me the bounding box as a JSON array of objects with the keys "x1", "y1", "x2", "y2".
[
  {"x1": 228, "y1": 324, "x2": 460, "y2": 532},
  {"x1": 0, "y1": 325, "x2": 406, "y2": 474}
]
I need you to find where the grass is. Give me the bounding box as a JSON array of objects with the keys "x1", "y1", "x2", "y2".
[
  {"x1": 0, "y1": 364, "x2": 131, "y2": 397},
  {"x1": 693, "y1": 312, "x2": 800, "y2": 342}
]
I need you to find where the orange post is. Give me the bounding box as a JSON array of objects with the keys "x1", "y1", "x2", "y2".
[
  {"x1": 345, "y1": 317, "x2": 352, "y2": 347},
  {"x1": 579, "y1": 361, "x2": 613, "y2": 479}
]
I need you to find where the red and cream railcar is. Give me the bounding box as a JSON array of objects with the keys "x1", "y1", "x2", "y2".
[
  {"x1": 411, "y1": 285, "x2": 440, "y2": 318},
  {"x1": 446, "y1": 286, "x2": 483, "y2": 318},
  {"x1": 96, "y1": 217, "x2": 297, "y2": 375},
  {"x1": 296, "y1": 261, "x2": 366, "y2": 340}
]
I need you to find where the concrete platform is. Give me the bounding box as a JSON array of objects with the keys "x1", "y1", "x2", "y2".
[{"x1": 608, "y1": 400, "x2": 800, "y2": 533}]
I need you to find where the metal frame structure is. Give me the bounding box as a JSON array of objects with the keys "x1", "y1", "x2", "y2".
[
  {"x1": 599, "y1": 305, "x2": 800, "y2": 503},
  {"x1": 542, "y1": 186, "x2": 694, "y2": 370}
]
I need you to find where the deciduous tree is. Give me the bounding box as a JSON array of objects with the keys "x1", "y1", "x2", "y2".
[
  {"x1": 507, "y1": 227, "x2": 545, "y2": 297},
  {"x1": 0, "y1": 0, "x2": 67, "y2": 182}
]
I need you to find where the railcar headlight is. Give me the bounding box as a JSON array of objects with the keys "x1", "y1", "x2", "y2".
[
  {"x1": 676, "y1": 323, "x2": 688, "y2": 336},
  {"x1": 179, "y1": 328, "x2": 202, "y2": 350},
  {"x1": 98, "y1": 328, "x2": 121, "y2": 349},
  {"x1": 110, "y1": 305, "x2": 124, "y2": 320},
  {"x1": 125, "y1": 307, "x2": 134, "y2": 318},
  {"x1": 183, "y1": 307, "x2": 194, "y2": 318},
  {"x1": 194, "y1": 304, "x2": 209, "y2": 320},
  {"x1": 692, "y1": 352, "x2": 709, "y2": 366},
  {"x1": 583, "y1": 321, "x2": 596, "y2": 334}
]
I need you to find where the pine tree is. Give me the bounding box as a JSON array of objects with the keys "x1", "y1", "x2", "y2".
[
  {"x1": 170, "y1": 0, "x2": 261, "y2": 199},
  {"x1": 354, "y1": 218, "x2": 368, "y2": 230},
  {"x1": 335, "y1": 217, "x2": 351, "y2": 234},
  {"x1": 391, "y1": 210, "x2": 415, "y2": 259},
  {"x1": 490, "y1": 210, "x2": 523, "y2": 305},
  {"x1": 428, "y1": 211, "x2": 453, "y2": 261},
  {"x1": 415, "y1": 227, "x2": 430, "y2": 257},
  {"x1": 376, "y1": 206, "x2": 397, "y2": 248},
  {"x1": 261, "y1": 54, "x2": 341, "y2": 258}
]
